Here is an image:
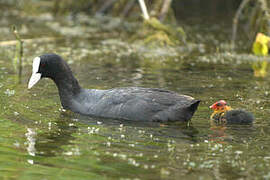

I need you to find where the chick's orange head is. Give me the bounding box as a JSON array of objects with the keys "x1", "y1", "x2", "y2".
[{"x1": 210, "y1": 100, "x2": 228, "y2": 111}]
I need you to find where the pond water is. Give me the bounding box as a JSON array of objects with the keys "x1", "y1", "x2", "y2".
[{"x1": 1, "y1": 6, "x2": 270, "y2": 180}]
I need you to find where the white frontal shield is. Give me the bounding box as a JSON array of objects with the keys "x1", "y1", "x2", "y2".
[{"x1": 28, "y1": 57, "x2": 41, "y2": 89}]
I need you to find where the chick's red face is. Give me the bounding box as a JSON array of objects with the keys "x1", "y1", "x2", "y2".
[{"x1": 210, "y1": 100, "x2": 227, "y2": 111}]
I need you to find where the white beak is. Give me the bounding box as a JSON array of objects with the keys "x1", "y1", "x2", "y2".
[
  {"x1": 28, "y1": 57, "x2": 41, "y2": 89},
  {"x1": 28, "y1": 73, "x2": 41, "y2": 89}
]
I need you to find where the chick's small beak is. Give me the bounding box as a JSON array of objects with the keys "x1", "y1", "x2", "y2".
[{"x1": 209, "y1": 104, "x2": 215, "y2": 109}]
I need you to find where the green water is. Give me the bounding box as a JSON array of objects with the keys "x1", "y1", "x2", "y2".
[{"x1": 1, "y1": 6, "x2": 270, "y2": 180}]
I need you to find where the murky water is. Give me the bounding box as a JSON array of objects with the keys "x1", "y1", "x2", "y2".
[{"x1": 1, "y1": 6, "x2": 270, "y2": 180}]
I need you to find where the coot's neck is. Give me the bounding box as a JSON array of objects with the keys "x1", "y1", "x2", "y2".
[{"x1": 51, "y1": 71, "x2": 82, "y2": 109}]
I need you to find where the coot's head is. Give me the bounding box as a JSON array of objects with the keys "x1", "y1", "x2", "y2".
[
  {"x1": 210, "y1": 100, "x2": 231, "y2": 112},
  {"x1": 28, "y1": 54, "x2": 71, "y2": 89}
]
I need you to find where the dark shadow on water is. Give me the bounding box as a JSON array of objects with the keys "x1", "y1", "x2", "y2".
[{"x1": 71, "y1": 112, "x2": 201, "y2": 143}]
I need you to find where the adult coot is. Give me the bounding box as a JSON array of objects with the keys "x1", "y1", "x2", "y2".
[
  {"x1": 28, "y1": 53, "x2": 200, "y2": 122},
  {"x1": 210, "y1": 100, "x2": 254, "y2": 124}
]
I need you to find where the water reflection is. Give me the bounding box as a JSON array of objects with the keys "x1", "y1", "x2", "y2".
[
  {"x1": 29, "y1": 113, "x2": 78, "y2": 157},
  {"x1": 209, "y1": 119, "x2": 256, "y2": 144},
  {"x1": 25, "y1": 128, "x2": 36, "y2": 164},
  {"x1": 252, "y1": 60, "x2": 268, "y2": 78},
  {"x1": 76, "y1": 113, "x2": 200, "y2": 144}
]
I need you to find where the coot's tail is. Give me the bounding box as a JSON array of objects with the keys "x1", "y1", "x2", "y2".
[
  {"x1": 176, "y1": 99, "x2": 200, "y2": 122},
  {"x1": 152, "y1": 99, "x2": 200, "y2": 122},
  {"x1": 177, "y1": 99, "x2": 200, "y2": 122},
  {"x1": 189, "y1": 100, "x2": 201, "y2": 114}
]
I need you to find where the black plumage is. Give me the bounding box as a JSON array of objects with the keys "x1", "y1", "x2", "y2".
[
  {"x1": 224, "y1": 109, "x2": 254, "y2": 124},
  {"x1": 28, "y1": 53, "x2": 200, "y2": 122}
]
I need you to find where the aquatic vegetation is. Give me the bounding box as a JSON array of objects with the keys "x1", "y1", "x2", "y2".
[
  {"x1": 252, "y1": 33, "x2": 270, "y2": 56},
  {"x1": 11, "y1": 25, "x2": 23, "y2": 81},
  {"x1": 232, "y1": 0, "x2": 270, "y2": 48},
  {"x1": 139, "y1": 17, "x2": 186, "y2": 46},
  {"x1": 252, "y1": 33, "x2": 270, "y2": 77},
  {"x1": 132, "y1": 0, "x2": 185, "y2": 47}
]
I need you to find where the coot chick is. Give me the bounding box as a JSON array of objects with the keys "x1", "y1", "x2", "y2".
[
  {"x1": 210, "y1": 100, "x2": 254, "y2": 124},
  {"x1": 28, "y1": 53, "x2": 200, "y2": 122}
]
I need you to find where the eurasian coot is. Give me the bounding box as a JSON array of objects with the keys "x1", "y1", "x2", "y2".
[
  {"x1": 28, "y1": 53, "x2": 200, "y2": 122},
  {"x1": 210, "y1": 100, "x2": 254, "y2": 124}
]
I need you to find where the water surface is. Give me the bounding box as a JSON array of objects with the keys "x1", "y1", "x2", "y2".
[{"x1": 0, "y1": 8, "x2": 270, "y2": 180}]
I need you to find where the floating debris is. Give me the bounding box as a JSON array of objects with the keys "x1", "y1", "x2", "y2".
[{"x1": 4, "y1": 89, "x2": 15, "y2": 96}]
